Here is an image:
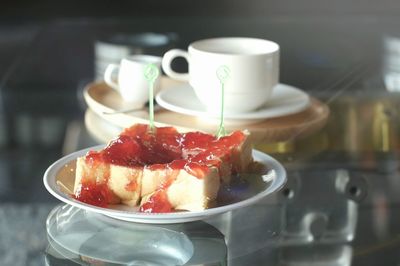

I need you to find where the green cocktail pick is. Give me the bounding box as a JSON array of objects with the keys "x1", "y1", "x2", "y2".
[
  {"x1": 144, "y1": 63, "x2": 160, "y2": 133},
  {"x1": 216, "y1": 65, "x2": 230, "y2": 138}
]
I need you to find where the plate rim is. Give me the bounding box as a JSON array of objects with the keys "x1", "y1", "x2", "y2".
[
  {"x1": 43, "y1": 145, "x2": 286, "y2": 223},
  {"x1": 156, "y1": 83, "x2": 310, "y2": 121}
]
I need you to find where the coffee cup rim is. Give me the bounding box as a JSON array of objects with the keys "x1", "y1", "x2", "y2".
[{"x1": 189, "y1": 37, "x2": 279, "y2": 57}]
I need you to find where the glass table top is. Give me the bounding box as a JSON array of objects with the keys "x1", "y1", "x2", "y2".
[{"x1": 1, "y1": 14, "x2": 400, "y2": 266}]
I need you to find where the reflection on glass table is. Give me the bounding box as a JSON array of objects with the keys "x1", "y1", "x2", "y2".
[
  {"x1": 278, "y1": 245, "x2": 352, "y2": 266},
  {"x1": 45, "y1": 204, "x2": 227, "y2": 266},
  {"x1": 44, "y1": 185, "x2": 356, "y2": 266},
  {"x1": 280, "y1": 169, "x2": 360, "y2": 244}
]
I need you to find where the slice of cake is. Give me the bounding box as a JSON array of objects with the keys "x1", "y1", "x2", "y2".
[{"x1": 73, "y1": 124, "x2": 253, "y2": 212}]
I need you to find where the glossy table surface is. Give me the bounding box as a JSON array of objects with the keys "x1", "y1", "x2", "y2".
[{"x1": 1, "y1": 14, "x2": 400, "y2": 266}]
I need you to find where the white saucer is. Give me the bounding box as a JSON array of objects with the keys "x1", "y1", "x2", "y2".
[
  {"x1": 156, "y1": 83, "x2": 310, "y2": 125},
  {"x1": 43, "y1": 146, "x2": 286, "y2": 224}
]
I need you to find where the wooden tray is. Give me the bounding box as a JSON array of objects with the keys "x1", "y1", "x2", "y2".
[{"x1": 83, "y1": 78, "x2": 330, "y2": 144}]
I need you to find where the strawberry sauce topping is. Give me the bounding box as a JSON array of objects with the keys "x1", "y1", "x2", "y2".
[
  {"x1": 139, "y1": 189, "x2": 173, "y2": 213},
  {"x1": 75, "y1": 124, "x2": 246, "y2": 212},
  {"x1": 86, "y1": 125, "x2": 182, "y2": 167},
  {"x1": 74, "y1": 181, "x2": 110, "y2": 208}
]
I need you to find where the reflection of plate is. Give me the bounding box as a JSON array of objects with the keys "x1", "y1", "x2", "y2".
[
  {"x1": 43, "y1": 146, "x2": 286, "y2": 224},
  {"x1": 156, "y1": 83, "x2": 310, "y2": 124},
  {"x1": 46, "y1": 204, "x2": 227, "y2": 265}
]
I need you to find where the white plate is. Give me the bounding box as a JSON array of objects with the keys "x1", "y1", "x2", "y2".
[
  {"x1": 43, "y1": 146, "x2": 286, "y2": 224},
  {"x1": 156, "y1": 83, "x2": 310, "y2": 125}
]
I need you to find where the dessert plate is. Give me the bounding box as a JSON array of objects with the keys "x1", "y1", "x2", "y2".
[
  {"x1": 43, "y1": 146, "x2": 286, "y2": 224},
  {"x1": 156, "y1": 83, "x2": 310, "y2": 124}
]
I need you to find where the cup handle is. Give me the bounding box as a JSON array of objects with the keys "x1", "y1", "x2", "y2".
[
  {"x1": 162, "y1": 49, "x2": 189, "y2": 81},
  {"x1": 104, "y1": 64, "x2": 120, "y2": 90}
]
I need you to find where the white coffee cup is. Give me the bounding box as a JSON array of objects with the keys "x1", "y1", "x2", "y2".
[
  {"x1": 104, "y1": 55, "x2": 162, "y2": 106},
  {"x1": 162, "y1": 37, "x2": 279, "y2": 114}
]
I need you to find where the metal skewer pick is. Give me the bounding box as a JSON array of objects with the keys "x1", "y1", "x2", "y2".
[
  {"x1": 144, "y1": 63, "x2": 160, "y2": 132},
  {"x1": 216, "y1": 65, "x2": 230, "y2": 138}
]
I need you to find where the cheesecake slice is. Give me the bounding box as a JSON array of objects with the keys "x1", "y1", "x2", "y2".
[{"x1": 73, "y1": 124, "x2": 253, "y2": 212}]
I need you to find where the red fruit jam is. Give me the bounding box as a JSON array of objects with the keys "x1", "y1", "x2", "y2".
[
  {"x1": 140, "y1": 189, "x2": 173, "y2": 213},
  {"x1": 74, "y1": 181, "x2": 110, "y2": 208},
  {"x1": 75, "y1": 124, "x2": 246, "y2": 212}
]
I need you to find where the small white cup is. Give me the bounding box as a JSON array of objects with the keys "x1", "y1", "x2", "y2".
[
  {"x1": 104, "y1": 55, "x2": 162, "y2": 106},
  {"x1": 162, "y1": 37, "x2": 280, "y2": 114}
]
